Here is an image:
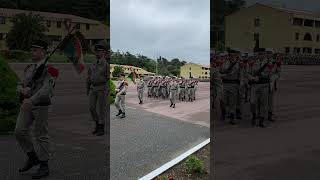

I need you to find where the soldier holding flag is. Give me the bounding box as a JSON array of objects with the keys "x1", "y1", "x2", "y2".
[{"x1": 15, "y1": 40, "x2": 59, "y2": 179}]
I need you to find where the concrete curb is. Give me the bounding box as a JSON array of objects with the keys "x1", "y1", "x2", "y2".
[{"x1": 138, "y1": 138, "x2": 210, "y2": 180}]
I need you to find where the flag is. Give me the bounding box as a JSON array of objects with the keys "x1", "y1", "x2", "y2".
[
  {"x1": 60, "y1": 34, "x2": 85, "y2": 74},
  {"x1": 128, "y1": 67, "x2": 137, "y2": 84}
]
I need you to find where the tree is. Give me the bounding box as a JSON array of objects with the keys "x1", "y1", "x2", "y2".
[
  {"x1": 6, "y1": 13, "x2": 48, "y2": 50},
  {"x1": 112, "y1": 66, "x2": 124, "y2": 78}
]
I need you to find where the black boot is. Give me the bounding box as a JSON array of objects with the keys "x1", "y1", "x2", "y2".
[
  {"x1": 236, "y1": 109, "x2": 242, "y2": 119},
  {"x1": 259, "y1": 118, "x2": 266, "y2": 128},
  {"x1": 96, "y1": 124, "x2": 105, "y2": 136},
  {"x1": 32, "y1": 161, "x2": 49, "y2": 179},
  {"x1": 268, "y1": 112, "x2": 274, "y2": 122},
  {"x1": 19, "y1": 151, "x2": 40, "y2": 172},
  {"x1": 173, "y1": 104, "x2": 175, "y2": 108},
  {"x1": 120, "y1": 112, "x2": 126, "y2": 118},
  {"x1": 116, "y1": 110, "x2": 122, "y2": 116},
  {"x1": 170, "y1": 103, "x2": 173, "y2": 107},
  {"x1": 229, "y1": 114, "x2": 236, "y2": 125},
  {"x1": 251, "y1": 113, "x2": 256, "y2": 126},
  {"x1": 92, "y1": 121, "x2": 98, "y2": 134}
]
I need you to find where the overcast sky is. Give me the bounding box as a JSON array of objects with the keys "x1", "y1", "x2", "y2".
[
  {"x1": 110, "y1": 0, "x2": 210, "y2": 65},
  {"x1": 246, "y1": 0, "x2": 320, "y2": 12}
]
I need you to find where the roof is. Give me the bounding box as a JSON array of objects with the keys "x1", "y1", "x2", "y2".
[
  {"x1": 252, "y1": 3, "x2": 320, "y2": 18},
  {"x1": 0, "y1": 8, "x2": 101, "y2": 24},
  {"x1": 182, "y1": 63, "x2": 210, "y2": 69}
]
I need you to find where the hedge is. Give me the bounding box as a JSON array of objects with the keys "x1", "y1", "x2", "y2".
[
  {"x1": 0, "y1": 56, "x2": 20, "y2": 133},
  {"x1": 109, "y1": 80, "x2": 116, "y2": 104}
]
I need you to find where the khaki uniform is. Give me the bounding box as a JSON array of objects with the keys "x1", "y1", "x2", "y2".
[
  {"x1": 169, "y1": 81, "x2": 178, "y2": 105},
  {"x1": 15, "y1": 63, "x2": 56, "y2": 161},
  {"x1": 87, "y1": 58, "x2": 108, "y2": 125},
  {"x1": 137, "y1": 79, "x2": 145, "y2": 102},
  {"x1": 115, "y1": 80, "x2": 127, "y2": 113}
]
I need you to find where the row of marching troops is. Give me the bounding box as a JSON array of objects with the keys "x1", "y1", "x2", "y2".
[
  {"x1": 135, "y1": 76, "x2": 199, "y2": 108},
  {"x1": 284, "y1": 54, "x2": 320, "y2": 65},
  {"x1": 211, "y1": 48, "x2": 282, "y2": 128}
]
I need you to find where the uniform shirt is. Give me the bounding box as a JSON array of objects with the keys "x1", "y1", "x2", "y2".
[
  {"x1": 17, "y1": 63, "x2": 55, "y2": 106},
  {"x1": 169, "y1": 81, "x2": 178, "y2": 91},
  {"x1": 87, "y1": 58, "x2": 108, "y2": 90},
  {"x1": 116, "y1": 80, "x2": 128, "y2": 95},
  {"x1": 136, "y1": 79, "x2": 145, "y2": 90},
  {"x1": 220, "y1": 60, "x2": 240, "y2": 81}
]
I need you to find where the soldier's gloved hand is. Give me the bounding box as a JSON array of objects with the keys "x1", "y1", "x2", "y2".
[
  {"x1": 21, "y1": 87, "x2": 32, "y2": 97},
  {"x1": 21, "y1": 98, "x2": 32, "y2": 111}
]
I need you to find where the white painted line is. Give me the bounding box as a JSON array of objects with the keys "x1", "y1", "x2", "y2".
[{"x1": 138, "y1": 138, "x2": 210, "y2": 180}]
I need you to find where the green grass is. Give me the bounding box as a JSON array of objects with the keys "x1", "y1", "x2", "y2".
[{"x1": 185, "y1": 155, "x2": 205, "y2": 174}]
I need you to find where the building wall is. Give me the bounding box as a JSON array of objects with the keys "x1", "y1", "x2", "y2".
[
  {"x1": 225, "y1": 4, "x2": 320, "y2": 54},
  {"x1": 0, "y1": 9, "x2": 109, "y2": 50},
  {"x1": 180, "y1": 63, "x2": 210, "y2": 79},
  {"x1": 110, "y1": 64, "x2": 154, "y2": 78}
]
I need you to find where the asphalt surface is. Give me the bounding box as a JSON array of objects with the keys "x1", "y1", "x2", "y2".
[
  {"x1": 213, "y1": 65, "x2": 320, "y2": 180},
  {"x1": 3, "y1": 63, "x2": 209, "y2": 180}
]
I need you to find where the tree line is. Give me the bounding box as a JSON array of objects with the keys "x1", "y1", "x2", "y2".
[{"x1": 111, "y1": 50, "x2": 187, "y2": 77}]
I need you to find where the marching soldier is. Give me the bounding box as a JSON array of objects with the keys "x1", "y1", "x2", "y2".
[
  {"x1": 115, "y1": 73, "x2": 128, "y2": 118},
  {"x1": 136, "y1": 75, "x2": 145, "y2": 104},
  {"x1": 87, "y1": 41, "x2": 109, "y2": 136},
  {"x1": 147, "y1": 77, "x2": 153, "y2": 97},
  {"x1": 169, "y1": 77, "x2": 178, "y2": 108},
  {"x1": 15, "y1": 40, "x2": 58, "y2": 179}
]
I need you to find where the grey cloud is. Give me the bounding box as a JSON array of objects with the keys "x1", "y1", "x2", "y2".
[{"x1": 111, "y1": 0, "x2": 210, "y2": 64}]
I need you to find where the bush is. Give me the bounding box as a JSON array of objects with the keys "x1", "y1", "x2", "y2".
[
  {"x1": 0, "y1": 50, "x2": 31, "y2": 62},
  {"x1": 109, "y1": 80, "x2": 116, "y2": 104},
  {"x1": 185, "y1": 155, "x2": 204, "y2": 174},
  {"x1": 0, "y1": 56, "x2": 20, "y2": 133}
]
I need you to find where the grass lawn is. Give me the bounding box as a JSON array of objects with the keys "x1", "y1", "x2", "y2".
[{"x1": 156, "y1": 144, "x2": 210, "y2": 180}]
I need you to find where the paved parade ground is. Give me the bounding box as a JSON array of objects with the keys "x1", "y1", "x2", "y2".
[
  {"x1": 214, "y1": 65, "x2": 320, "y2": 180},
  {"x1": 1, "y1": 63, "x2": 209, "y2": 180}
]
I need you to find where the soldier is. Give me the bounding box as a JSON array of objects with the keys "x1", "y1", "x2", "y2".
[
  {"x1": 211, "y1": 52, "x2": 223, "y2": 111},
  {"x1": 115, "y1": 73, "x2": 128, "y2": 118},
  {"x1": 169, "y1": 77, "x2": 178, "y2": 108},
  {"x1": 136, "y1": 75, "x2": 145, "y2": 104},
  {"x1": 87, "y1": 41, "x2": 108, "y2": 136},
  {"x1": 250, "y1": 48, "x2": 270, "y2": 127},
  {"x1": 15, "y1": 40, "x2": 58, "y2": 179},
  {"x1": 147, "y1": 77, "x2": 153, "y2": 98},
  {"x1": 220, "y1": 50, "x2": 241, "y2": 125}
]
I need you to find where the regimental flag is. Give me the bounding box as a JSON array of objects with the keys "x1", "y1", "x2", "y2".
[
  {"x1": 128, "y1": 67, "x2": 137, "y2": 84},
  {"x1": 60, "y1": 34, "x2": 85, "y2": 74}
]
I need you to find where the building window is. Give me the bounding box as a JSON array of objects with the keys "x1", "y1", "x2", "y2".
[
  {"x1": 57, "y1": 21, "x2": 62, "y2": 28},
  {"x1": 0, "y1": 16, "x2": 5, "y2": 24},
  {"x1": 285, "y1": 47, "x2": 290, "y2": 54},
  {"x1": 316, "y1": 21, "x2": 320, "y2": 28},
  {"x1": 304, "y1": 33, "x2": 312, "y2": 41},
  {"x1": 0, "y1": 33, "x2": 4, "y2": 40},
  {"x1": 205, "y1": 72, "x2": 208, "y2": 75},
  {"x1": 76, "y1": 23, "x2": 80, "y2": 29},
  {"x1": 254, "y1": 18, "x2": 260, "y2": 27},
  {"x1": 86, "y1": 24, "x2": 90, "y2": 30},
  {"x1": 254, "y1": 33, "x2": 259, "y2": 41},
  {"x1": 294, "y1": 47, "x2": 300, "y2": 54},
  {"x1": 295, "y1": 33, "x2": 299, "y2": 40},
  {"x1": 46, "y1": 20, "x2": 51, "y2": 27},
  {"x1": 293, "y1": 18, "x2": 303, "y2": 26},
  {"x1": 304, "y1": 19, "x2": 314, "y2": 27},
  {"x1": 189, "y1": 67, "x2": 191, "y2": 70},
  {"x1": 315, "y1": 49, "x2": 320, "y2": 54}
]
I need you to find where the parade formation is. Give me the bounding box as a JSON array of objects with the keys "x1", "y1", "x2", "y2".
[
  {"x1": 211, "y1": 48, "x2": 282, "y2": 128},
  {"x1": 134, "y1": 75, "x2": 199, "y2": 108}
]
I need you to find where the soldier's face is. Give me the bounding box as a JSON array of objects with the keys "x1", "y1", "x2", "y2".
[
  {"x1": 95, "y1": 49, "x2": 105, "y2": 59},
  {"x1": 31, "y1": 48, "x2": 46, "y2": 62}
]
